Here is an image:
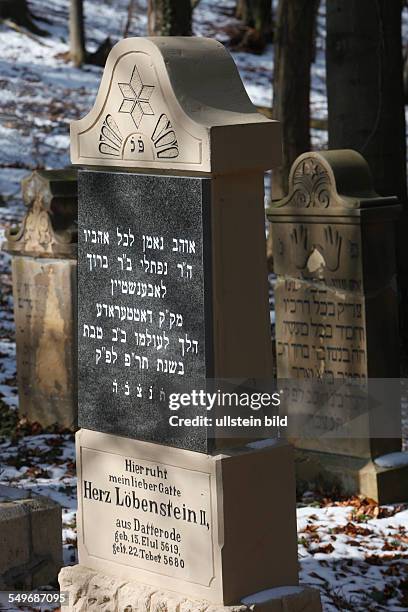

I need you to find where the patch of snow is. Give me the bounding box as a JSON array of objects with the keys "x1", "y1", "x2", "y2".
[
  {"x1": 246, "y1": 438, "x2": 280, "y2": 449},
  {"x1": 375, "y1": 451, "x2": 408, "y2": 469},
  {"x1": 241, "y1": 586, "x2": 305, "y2": 604}
]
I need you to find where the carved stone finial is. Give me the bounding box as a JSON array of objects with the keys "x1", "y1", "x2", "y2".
[
  {"x1": 70, "y1": 37, "x2": 281, "y2": 173},
  {"x1": 3, "y1": 169, "x2": 78, "y2": 258},
  {"x1": 273, "y1": 150, "x2": 398, "y2": 211}
]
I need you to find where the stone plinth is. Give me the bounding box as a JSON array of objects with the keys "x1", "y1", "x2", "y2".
[
  {"x1": 0, "y1": 485, "x2": 62, "y2": 589},
  {"x1": 295, "y1": 449, "x2": 408, "y2": 505},
  {"x1": 59, "y1": 565, "x2": 322, "y2": 612},
  {"x1": 75, "y1": 430, "x2": 298, "y2": 605},
  {"x1": 3, "y1": 169, "x2": 78, "y2": 428}
]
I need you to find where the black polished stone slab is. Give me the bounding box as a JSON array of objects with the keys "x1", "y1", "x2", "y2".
[{"x1": 78, "y1": 170, "x2": 213, "y2": 452}]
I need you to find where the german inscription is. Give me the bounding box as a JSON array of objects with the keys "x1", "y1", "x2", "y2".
[{"x1": 80, "y1": 446, "x2": 214, "y2": 585}]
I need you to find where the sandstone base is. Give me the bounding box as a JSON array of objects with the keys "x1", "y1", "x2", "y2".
[
  {"x1": 0, "y1": 485, "x2": 62, "y2": 589},
  {"x1": 75, "y1": 431, "x2": 299, "y2": 603},
  {"x1": 10, "y1": 256, "x2": 77, "y2": 429},
  {"x1": 59, "y1": 565, "x2": 322, "y2": 612},
  {"x1": 295, "y1": 449, "x2": 408, "y2": 504}
]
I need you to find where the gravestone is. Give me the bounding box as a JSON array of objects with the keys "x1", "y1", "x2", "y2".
[
  {"x1": 268, "y1": 150, "x2": 408, "y2": 503},
  {"x1": 61, "y1": 36, "x2": 322, "y2": 610},
  {"x1": 3, "y1": 169, "x2": 78, "y2": 428},
  {"x1": 0, "y1": 485, "x2": 62, "y2": 589},
  {"x1": 73, "y1": 36, "x2": 280, "y2": 452}
]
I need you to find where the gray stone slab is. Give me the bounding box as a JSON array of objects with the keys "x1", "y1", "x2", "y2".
[{"x1": 78, "y1": 169, "x2": 213, "y2": 452}]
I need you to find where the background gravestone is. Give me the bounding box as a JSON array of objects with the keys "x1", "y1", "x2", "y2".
[
  {"x1": 59, "y1": 36, "x2": 323, "y2": 611},
  {"x1": 268, "y1": 150, "x2": 408, "y2": 503},
  {"x1": 3, "y1": 169, "x2": 78, "y2": 428},
  {"x1": 0, "y1": 484, "x2": 62, "y2": 589}
]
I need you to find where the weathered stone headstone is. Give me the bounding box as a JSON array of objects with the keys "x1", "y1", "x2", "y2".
[
  {"x1": 268, "y1": 150, "x2": 408, "y2": 503},
  {"x1": 62, "y1": 37, "x2": 322, "y2": 610},
  {"x1": 0, "y1": 485, "x2": 62, "y2": 589},
  {"x1": 3, "y1": 170, "x2": 78, "y2": 428}
]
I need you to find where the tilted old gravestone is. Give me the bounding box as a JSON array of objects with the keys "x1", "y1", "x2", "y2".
[
  {"x1": 59, "y1": 37, "x2": 322, "y2": 610},
  {"x1": 268, "y1": 150, "x2": 408, "y2": 503},
  {"x1": 3, "y1": 170, "x2": 78, "y2": 428}
]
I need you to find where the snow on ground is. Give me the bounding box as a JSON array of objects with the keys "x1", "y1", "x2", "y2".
[
  {"x1": 0, "y1": 0, "x2": 329, "y2": 203},
  {"x1": 0, "y1": 1, "x2": 407, "y2": 611},
  {"x1": 0, "y1": 431, "x2": 77, "y2": 568},
  {"x1": 297, "y1": 499, "x2": 408, "y2": 610},
  {"x1": 0, "y1": 426, "x2": 407, "y2": 610}
]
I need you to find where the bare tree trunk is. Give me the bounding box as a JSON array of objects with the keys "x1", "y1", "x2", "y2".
[
  {"x1": 267, "y1": 0, "x2": 318, "y2": 267},
  {"x1": 403, "y1": 45, "x2": 408, "y2": 103},
  {"x1": 236, "y1": 0, "x2": 247, "y2": 20},
  {"x1": 252, "y1": 0, "x2": 273, "y2": 36},
  {"x1": 124, "y1": 0, "x2": 137, "y2": 38},
  {"x1": 70, "y1": 0, "x2": 86, "y2": 67},
  {"x1": 233, "y1": 0, "x2": 273, "y2": 52},
  {"x1": 148, "y1": 0, "x2": 192, "y2": 36},
  {"x1": 326, "y1": 0, "x2": 408, "y2": 360},
  {"x1": 0, "y1": 0, "x2": 47, "y2": 35},
  {"x1": 272, "y1": 0, "x2": 319, "y2": 198}
]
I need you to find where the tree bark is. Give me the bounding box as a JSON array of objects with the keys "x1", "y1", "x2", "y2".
[
  {"x1": 267, "y1": 0, "x2": 318, "y2": 266},
  {"x1": 236, "y1": 0, "x2": 248, "y2": 20},
  {"x1": 233, "y1": 0, "x2": 273, "y2": 52},
  {"x1": 148, "y1": 0, "x2": 192, "y2": 36},
  {"x1": 0, "y1": 0, "x2": 47, "y2": 35},
  {"x1": 403, "y1": 45, "x2": 408, "y2": 103},
  {"x1": 69, "y1": 0, "x2": 86, "y2": 67},
  {"x1": 272, "y1": 0, "x2": 319, "y2": 198},
  {"x1": 326, "y1": 0, "x2": 408, "y2": 357},
  {"x1": 252, "y1": 0, "x2": 273, "y2": 35},
  {"x1": 124, "y1": 0, "x2": 137, "y2": 38}
]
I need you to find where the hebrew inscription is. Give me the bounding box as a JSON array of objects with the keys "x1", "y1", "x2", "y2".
[
  {"x1": 273, "y1": 221, "x2": 370, "y2": 452},
  {"x1": 274, "y1": 222, "x2": 365, "y2": 383},
  {"x1": 78, "y1": 170, "x2": 212, "y2": 450}
]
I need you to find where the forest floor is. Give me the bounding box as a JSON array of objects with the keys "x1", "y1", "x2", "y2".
[{"x1": 0, "y1": 1, "x2": 408, "y2": 611}]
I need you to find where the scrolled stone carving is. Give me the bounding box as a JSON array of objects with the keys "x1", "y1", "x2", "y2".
[
  {"x1": 272, "y1": 149, "x2": 395, "y2": 212},
  {"x1": 3, "y1": 169, "x2": 78, "y2": 258},
  {"x1": 291, "y1": 158, "x2": 331, "y2": 208}
]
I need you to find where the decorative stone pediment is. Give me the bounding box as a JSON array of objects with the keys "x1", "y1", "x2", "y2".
[
  {"x1": 70, "y1": 37, "x2": 281, "y2": 173},
  {"x1": 4, "y1": 170, "x2": 77, "y2": 258},
  {"x1": 273, "y1": 150, "x2": 398, "y2": 212}
]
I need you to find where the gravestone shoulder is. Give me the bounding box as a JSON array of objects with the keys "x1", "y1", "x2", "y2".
[
  {"x1": 268, "y1": 150, "x2": 399, "y2": 214},
  {"x1": 70, "y1": 37, "x2": 281, "y2": 173}
]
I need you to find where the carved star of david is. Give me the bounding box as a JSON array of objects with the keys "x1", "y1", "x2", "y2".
[{"x1": 118, "y1": 65, "x2": 154, "y2": 128}]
